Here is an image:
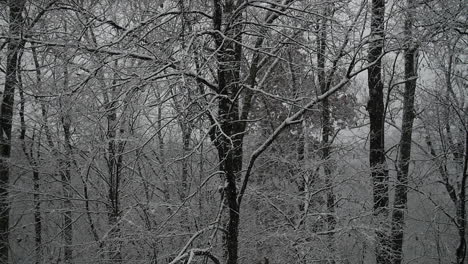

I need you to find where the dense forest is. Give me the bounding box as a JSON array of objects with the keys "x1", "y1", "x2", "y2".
[{"x1": 0, "y1": 0, "x2": 466, "y2": 263}]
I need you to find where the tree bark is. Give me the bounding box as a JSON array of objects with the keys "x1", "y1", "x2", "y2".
[
  {"x1": 287, "y1": 51, "x2": 306, "y2": 221},
  {"x1": 318, "y1": 5, "x2": 337, "y2": 262},
  {"x1": 210, "y1": 1, "x2": 297, "y2": 262},
  {"x1": 61, "y1": 123, "x2": 73, "y2": 264},
  {"x1": 30, "y1": 46, "x2": 43, "y2": 264},
  {"x1": 456, "y1": 126, "x2": 467, "y2": 264},
  {"x1": 367, "y1": 0, "x2": 390, "y2": 263},
  {"x1": 60, "y1": 63, "x2": 74, "y2": 264},
  {"x1": 181, "y1": 123, "x2": 192, "y2": 199},
  {"x1": 19, "y1": 64, "x2": 43, "y2": 264},
  {"x1": 0, "y1": 1, "x2": 25, "y2": 262},
  {"x1": 212, "y1": 1, "x2": 243, "y2": 263},
  {"x1": 390, "y1": 1, "x2": 418, "y2": 263},
  {"x1": 104, "y1": 79, "x2": 124, "y2": 263}
]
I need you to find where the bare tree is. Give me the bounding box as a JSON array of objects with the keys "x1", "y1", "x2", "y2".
[
  {"x1": 367, "y1": 0, "x2": 391, "y2": 262},
  {"x1": 0, "y1": 1, "x2": 464, "y2": 263},
  {"x1": 390, "y1": 0, "x2": 419, "y2": 263},
  {"x1": 423, "y1": 31, "x2": 467, "y2": 264},
  {"x1": 0, "y1": 1, "x2": 25, "y2": 262}
]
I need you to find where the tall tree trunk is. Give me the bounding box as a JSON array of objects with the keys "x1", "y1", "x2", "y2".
[
  {"x1": 88, "y1": 27, "x2": 124, "y2": 261},
  {"x1": 426, "y1": 36, "x2": 467, "y2": 264},
  {"x1": 456, "y1": 126, "x2": 467, "y2": 264},
  {"x1": 32, "y1": 168, "x2": 42, "y2": 263},
  {"x1": 367, "y1": 0, "x2": 390, "y2": 263},
  {"x1": 30, "y1": 46, "x2": 43, "y2": 264},
  {"x1": 317, "y1": 5, "x2": 337, "y2": 262},
  {"x1": 426, "y1": 132, "x2": 466, "y2": 264},
  {"x1": 173, "y1": 92, "x2": 192, "y2": 200},
  {"x1": 444, "y1": 42, "x2": 467, "y2": 264},
  {"x1": 19, "y1": 68, "x2": 43, "y2": 264},
  {"x1": 287, "y1": 51, "x2": 306, "y2": 223},
  {"x1": 61, "y1": 121, "x2": 73, "y2": 264},
  {"x1": 210, "y1": 2, "x2": 290, "y2": 263},
  {"x1": 213, "y1": 1, "x2": 243, "y2": 263},
  {"x1": 181, "y1": 123, "x2": 192, "y2": 199},
  {"x1": 390, "y1": 1, "x2": 418, "y2": 263},
  {"x1": 0, "y1": 1, "x2": 25, "y2": 262},
  {"x1": 178, "y1": 1, "x2": 192, "y2": 201},
  {"x1": 60, "y1": 63, "x2": 74, "y2": 264},
  {"x1": 105, "y1": 84, "x2": 123, "y2": 263}
]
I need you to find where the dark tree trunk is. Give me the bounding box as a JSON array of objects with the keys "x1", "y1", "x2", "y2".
[
  {"x1": 61, "y1": 119, "x2": 73, "y2": 264},
  {"x1": 426, "y1": 132, "x2": 466, "y2": 264},
  {"x1": 456, "y1": 187, "x2": 467, "y2": 264},
  {"x1": 390, "y1": 1, "x2": 418, "y2": 263},
  {"x1": 30, "y1": 46, "x2": 43, "y2": 264},
  {"x1": 19, "y1": 73, "x2": 43, "y2": 264},
  {"x1": 173, "y1": 93, "x2": 192, "y2": 200},
  {"x1": 210, "y1": 1, "x2": 290, "y2": 263},
  {"x1": 425, "y1": 35, "x2": 467, "y2": 264},
  {"x1": 296, "y1": 123, "x2": 306, "y2": 215},
  {"x1": 451, "y1": 51, "x2": 467, "y2": 264},
  {"x1": 212, "y1": 1, "x2": 243, "y2": 263},
  {"x1": 180, "y1": 123, "x2": 192, "y2": 199},
  {"x1": 60, "y1": 64, "x2": 74, "y2": 264},
  {"x1": 32, "y1": 168, "x2": 42, "y2": 264},
  {"x1": 367, "y1": 0, "x2": 390, "y2": 263},
  {"x1": 447, "y1": 46, "x2": 467, "y2": 264},
  {"x1": 287, "y1": 51, "x2": 306, "y2": 220},
  {"x1": 456, "y1": 129, "x2": 467, "y2": 264},
  {"x1": 0, "y1": 1, "x2": 25, "y2": 262},
  {"x1": 105, "y1": 88, "x2": 123, "y2": 263},
  {"x1": 317, "y1": 5, "x2": 337, "y2": 261}
]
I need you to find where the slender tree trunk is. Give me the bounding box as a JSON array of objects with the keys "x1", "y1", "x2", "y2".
[
  {"x1": 33, "y1": 166, "x2": 42, "y2": 264},
  {"x1": 60, "y1": 64, "x2": 74, "y2": 264},
  {"x1": 29, "y1": 44, "x2": 48, "y2": 264},
  {"x1": 181, "y1": 124, "x2": 192, "y2": 199},
  {"x1": 317, "y1": 5, "x2": 337, "y2": 262},
  {"x1": 456, "y1": 126, "x2": 467, "y2": 263},
  {"x1": 61, "y1": 132, "x2": 73, "y2": 264},
  {"x1": 86, "y1": 32, "x2": 123, "y2": 262},
  {"x1": 0, "y1": 1, "x2": 25, "y2": 262},
  {"x1": 61, "y1": 121, "x2": 73, "y2": 264},
  {"x1": 106, "y1": 121, "x2": 123, "y2": 263},
  {"x1": 19, "y1": 72, "x2": 43, "y2": 264},
  {"x1": 178, "y1": 1, "x2": 192, "y2": 201},
  {"x1": 82, "y1": 170, "x2": 103, "y2": 258},
  {"x1": 367, "y1": 0, "x2": 390, "y2": 263},
  {"x1": 444, "y1": 43, "x2": 467, "y2": 264},
  {"x1": 19, "y1": 92, "x2": 40, "y2": 264},
  {"x1": 456, "y1": 195, "x2": 467, "y2": 264},
  {"x1": 105, "y1": 86, "x2": 123, "y2": 263},
  {"x1": 296, "y1": 123, "x2": 306, "y2": 214},
  {"x1": 390, "y1": 1, "x2": 418, "y2": 263},
  {"x1": 427, "y1": 38, "x2": 467, "y2": 264},
  {"x1": 173, "y1": 93, "x2": 192, "y2": 200},
  {"x1": 287, "y1": 51, "x2": 306, "y2": 222},
  {"x1": 454, "y1": 60, "x2": 467, "y2": 264},
  {"x1": 426, "y1": 132, "x2": 465, "y2": 263}
]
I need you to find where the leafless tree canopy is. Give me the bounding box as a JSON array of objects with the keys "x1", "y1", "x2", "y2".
[{"x1": 0, "y1": 0, "x2": 466, "y2": 263}]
